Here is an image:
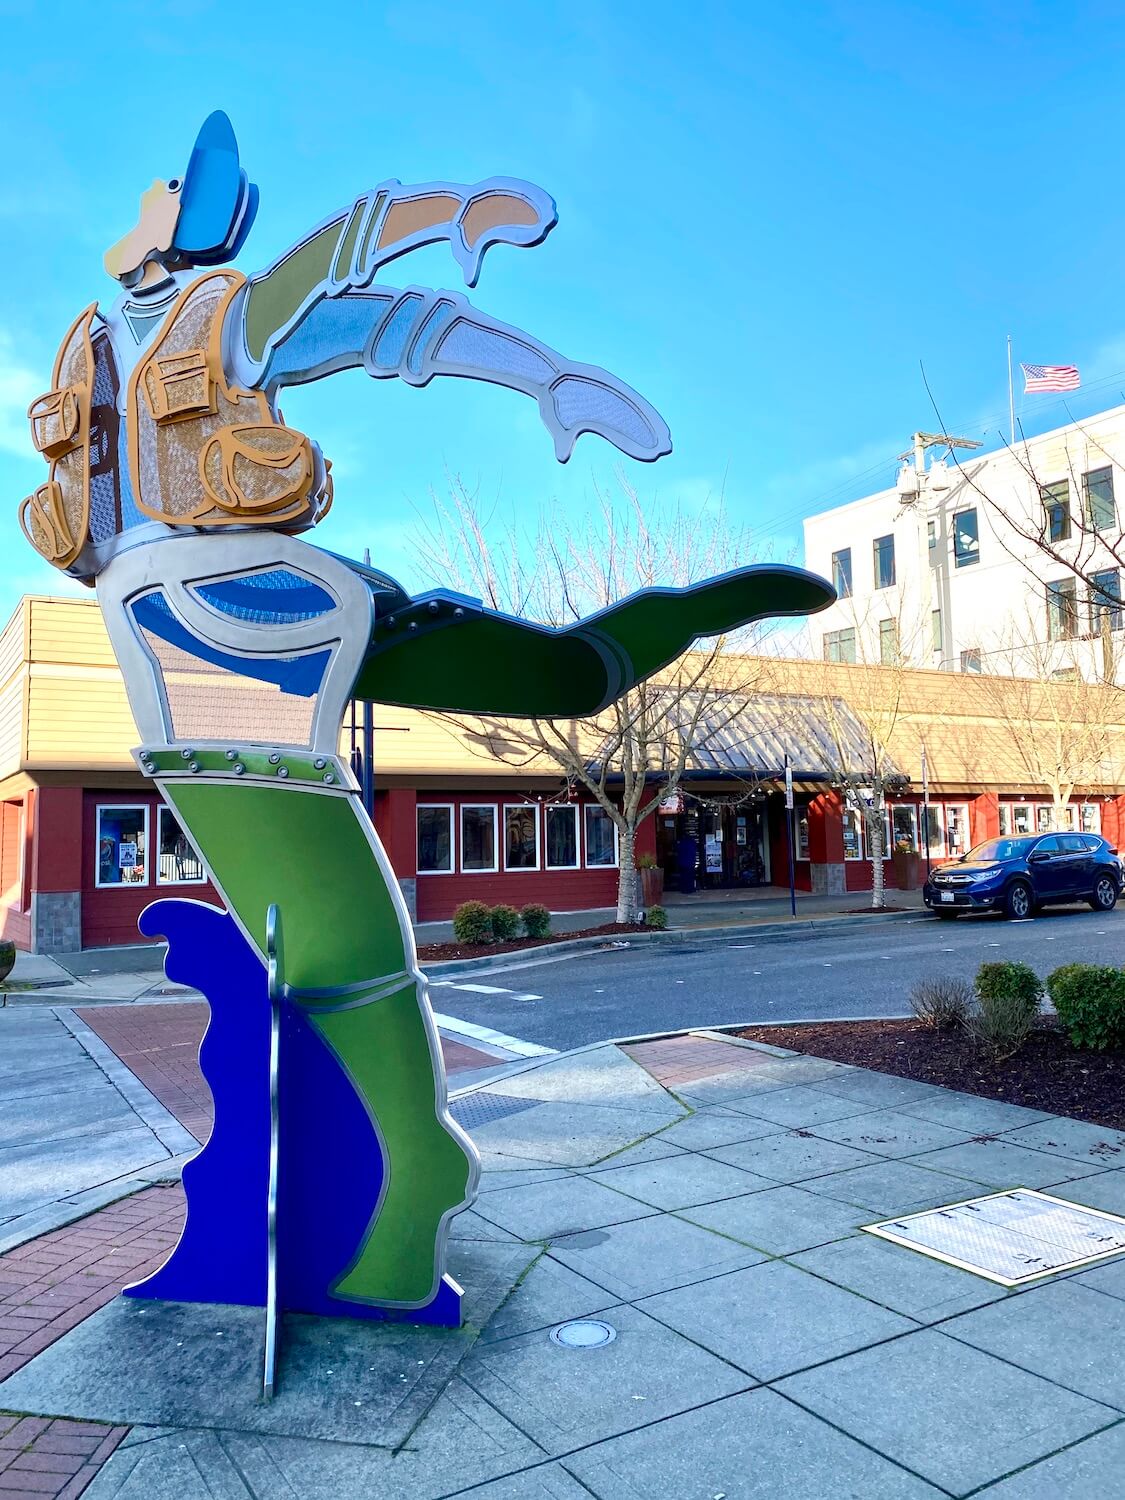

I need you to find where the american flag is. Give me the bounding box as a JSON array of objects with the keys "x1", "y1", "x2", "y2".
[{"x1": 1021, "y1": 362, "x2": 1080, "y2": 393}]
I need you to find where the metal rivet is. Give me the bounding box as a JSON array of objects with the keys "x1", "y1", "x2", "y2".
[
  {"x1": 427, "y1": 600, "x2": 440, "y2": 614},
  {"x1": 453, "y1": 607, "x2": 464, "y2": 619},
  {"x1": 313, "y1": 758, "x2": 326, "y2": 770},
  {"x1": 322, "y1": 772, "x2": 335, "y2": 784},
  {"x1": 408, "y1": 621, "x2": 418, "y2": 631},
  {"x1": 180, "y1": 748, "x2": 193, "y2": 759},
  {"x1": 233, "y1": 763, "x2": 245, "y2": 776},
  {"x1": 387, "y1": 616, "x2": 396, "y2": 628},
  {"x1": 268, "y1": 753, "x2": 281, "y2": 765},
  {"x1": 277, "y1": 766, "x2": 289, "y2": 778},
  {"x1": 189, "y1": 762, "x2": 200, "y2": 774},
  {"x1": 225, "y1": 749, "x2": 238, "y2": 761}
]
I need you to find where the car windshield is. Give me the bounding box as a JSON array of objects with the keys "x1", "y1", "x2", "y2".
[{"x1": 961, "y1": 837, "x2": 1036, "y2": 862}]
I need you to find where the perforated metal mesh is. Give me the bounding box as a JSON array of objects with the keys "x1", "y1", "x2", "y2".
[{"x1": 436, "y1": 320, "x2": 554, "y2": 382}]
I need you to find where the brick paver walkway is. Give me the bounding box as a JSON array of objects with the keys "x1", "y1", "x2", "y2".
[
  {"x1": 622, "y1": 1032, "x2": 766, "y2": 1086},
  {"x1": 78, "y1": 1002, "x2": 498, "y2": 1146},
  {"x1": 0, "y1": 1415, "x2": 128, "y2": 1498}
]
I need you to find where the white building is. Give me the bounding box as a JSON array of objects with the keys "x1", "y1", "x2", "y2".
[{"x1": 801, "y1": 404, "x2": 1125, "y2": 681}]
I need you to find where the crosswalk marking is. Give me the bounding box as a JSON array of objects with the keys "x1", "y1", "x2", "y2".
[{"x1": 429, "y1": 979, "x2": 543, "y2": 1003}]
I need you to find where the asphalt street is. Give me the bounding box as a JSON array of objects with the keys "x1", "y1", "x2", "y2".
[{"x1": 428, "y1": 903, "x2": 1125, "y2": 1053}]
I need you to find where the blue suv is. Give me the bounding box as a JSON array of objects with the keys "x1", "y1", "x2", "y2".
[{"x1": 923, "y1": 833, "x2": 1121, "y2": 920}]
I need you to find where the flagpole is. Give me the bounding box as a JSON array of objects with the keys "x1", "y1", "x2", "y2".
[{"x1": 1007, "y1": 335, "x2": 1015, "y2": 445}]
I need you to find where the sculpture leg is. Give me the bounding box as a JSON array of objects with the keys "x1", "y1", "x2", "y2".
[{"x1": 161, "y1": 771, "x2": 477, "y2": 1309}]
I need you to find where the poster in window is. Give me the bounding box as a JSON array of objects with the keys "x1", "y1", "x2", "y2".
[
  {"x1": 119, "y1": 842, "x2": 138, "y2": 870},
  {"x1": 98, "y1": 837, "x2": 116, "y2": 885}
]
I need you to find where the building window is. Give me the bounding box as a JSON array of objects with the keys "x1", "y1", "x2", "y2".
[
  {"x1": 417, "y1": 805, "x2": 453, "y2": 873},
  {"x1": 953, "y1": 509, "x2": 979, "y2": 568},
  {"x1": 1090, "y1": 568, "x2": 1122, "y2": 633},
  {"x1": 1010, "y1": 803, "x2": 1032, "y2": 835},
  {"x1": 584, "y1": 805, "x2": 618, "y2": 867},
  {"x1": 891, "y1": 805, "x2": 918, "y2": 853},
  {"x1": 95, "y1": 804, "x2": 149, "y2": 887},
  {"x1": 460, "y1": 805, "x2": 498, "y2": 873},
  {"x1": 1080, "y1": 803, "x2": 1102, "y2": 833},
  {"x1": 1046, "y1": 578, "x2": 1079, "y2": 639},
  {"x1": 873, "y1": 534, "x2": 896, "y2": 589},
  {"x1": 545, "y1": 805, "x2": 579, "y2": 869},
  {"x1": 879, "y1": 618, "x2": 898, "y2": 665},
  {"x1": 945, "y1": 803, "x2": 970, "y2": 855},
  {"x1": 923, "y1": 803, "x2": 945, "y2": 854},
  {"x1": 1042, "y1": 480, "x2": 1071, "y2": 542},
  {"x1": 503, "y1": 805, "x2": 539, "y2": 870},
  {"x1": 931, "y1": 609, "x2": 943, "y2": 653},
  {"x1": 998, "y1": 804, "x2": 1011, "y2": 836},
  {"x1": 927, "y1": 520, "x2": 937, "y2": 554},
  {"x1": 0, "y1": 801, "x2": 23, "y2": 902},
  {"x1": 842, "y1": 807, "x2": 862, "y2": 860},
  {"x1": 831, "y1": 548, "x2": 852, "y2": 598},
  {"x1": 156, "y1": 807, "x2": 205, "y2": 885},
  {"x1": 823, "y1": 628, "x2": 856, "y2": 664},
  {"x1": 1083, "y1": 467, "x2": 1116, "y2": 531},
  {"x1": 960, "y1": 648, "x2": 982, "y2": 673}
]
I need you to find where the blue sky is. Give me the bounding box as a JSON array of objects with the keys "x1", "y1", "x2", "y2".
[{"x1": 3, "y1": 0, "x2": 1125, "y2": 618}]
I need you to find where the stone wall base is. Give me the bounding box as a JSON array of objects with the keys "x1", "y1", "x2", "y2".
[
  {"x1": 809, "y1": 861, "x2": 846, "y2": 895},
  {"x1": 31, "y1": 890, "x2": 81, "y2": 954}
]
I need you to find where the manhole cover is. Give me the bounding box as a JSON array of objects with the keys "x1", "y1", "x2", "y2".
[
  {"x1": 550, "y1": 1319, "x2": 617, "y2": 1348},
  {"x1": 864, "y1": 1189, "x2": 1125, "y2": 1286}
]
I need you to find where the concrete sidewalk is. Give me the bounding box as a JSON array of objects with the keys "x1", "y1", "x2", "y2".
[{"x1": 1, "y1": 1027, "x2": 1124, "y2": 1496}]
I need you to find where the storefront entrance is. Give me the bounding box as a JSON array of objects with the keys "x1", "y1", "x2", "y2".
[{"x1": 656, "y1": 797, "x2": 771, "y2": 893}]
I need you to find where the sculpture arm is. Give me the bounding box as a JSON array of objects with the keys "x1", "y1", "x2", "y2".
[
  {"x1": 234, "y1": 176, "x2": 557, "y2": 373},
  {"x1": 351, "y1": 565, "x2": 835, "y2": 717}
]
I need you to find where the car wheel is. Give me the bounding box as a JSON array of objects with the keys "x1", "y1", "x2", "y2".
[
  {"x1": 1005, "y1": 880, "x2": 1033, "y2": 920},
  {"x1": 936, "y1": 910, "x2": 959, "y2": 921},
  {"x1": 1089, "y1": 874, "x2": 1119, "y2": 912}
]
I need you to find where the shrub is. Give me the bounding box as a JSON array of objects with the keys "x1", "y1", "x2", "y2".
[
  {"x1": 910, "y1": 976, "x2": 972, "y2": 1032},
  {"x1": 636, "y1": 852, "x2": 658, "y2": 870},
  {"x1": 968, "y1": 961, "x2": 1043, "y2": 1059},
  {"x1": 452, "y1": 901, "x2": 493, "y2": 945},
  {"x1": 645, "y1": 905, "x2": 668, "y2": 930},
  {"x1": 520, "y1": 903, "x2": 551, "y2": 938},
  {"x1": 1047, "y1": 964, "x2": 1125, "y2": 1051},
  {"x1": 0, "y1": 939, "x2": 14, "y2": 984},
  {"x1": 490, "y1": 904, "x2": 521, "y2": 941}
]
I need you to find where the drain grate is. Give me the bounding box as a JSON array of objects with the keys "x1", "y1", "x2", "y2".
[
  {"x1": 449, "y1": 1091, "x2": 541, "y2": 1129},
  {"x1": 864, "y1": 1189, "x2": 1125, "y2": 1286}
]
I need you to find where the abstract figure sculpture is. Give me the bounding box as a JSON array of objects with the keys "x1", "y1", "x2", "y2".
[{"x1": 21, "y1": 113, "x2": 833, "y2": 1349}]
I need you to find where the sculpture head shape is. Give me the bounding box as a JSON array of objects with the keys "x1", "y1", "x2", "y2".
[{"x1": 103, "y1": 110, "x2": 259, "y2": 286}]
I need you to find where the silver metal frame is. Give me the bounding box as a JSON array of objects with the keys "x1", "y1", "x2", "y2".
[{"x1": 263, "y1": 902, "x2": 283, "y2": 1399}]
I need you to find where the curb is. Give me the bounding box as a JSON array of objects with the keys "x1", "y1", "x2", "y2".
[{"x1": 422, "y1": 907, "x2": 920, "y2": 977}]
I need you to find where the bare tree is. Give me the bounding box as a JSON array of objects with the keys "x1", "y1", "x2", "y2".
[
  {"x1": 408, "y1": 477, "x2": 771, "y2": 922},
  {"x1": 970, "y1": 612, "x2": 1122, "y2": 829},
  {"x1": 816, "y1": 597, "x2": 915, "y2": 908}
]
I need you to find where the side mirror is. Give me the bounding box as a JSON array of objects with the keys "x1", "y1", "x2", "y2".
[{"x1": 1028, "y1": 850, "x2": 1049, "y2": 863}]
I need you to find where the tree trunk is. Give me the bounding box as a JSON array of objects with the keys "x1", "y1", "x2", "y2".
[
  {"x1": 870, "y1": 822, "x2": 885, "y2": 910},
  {"x1": 616, "y1": 823, "x2": 638, "y2": 924}
]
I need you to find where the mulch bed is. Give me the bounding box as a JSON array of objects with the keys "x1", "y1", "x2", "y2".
[
  {"x1": 416, "y1": 922, "x2": 648, "y2": 963},
  {"x1": 739, "y1": 1018, "x2": 1125, "y2": 1131}
]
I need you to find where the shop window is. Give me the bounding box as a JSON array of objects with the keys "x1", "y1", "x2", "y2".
[
  {"x1": 873, "y1": 534, "x2": 896, "y2": 589},
  {"x1": 503, "y1": 805, "x2": 539, "y2": 870},
  {"x1": 1037, "y1": 803, "x2": 1076, "y2": 832},
  {"x1": 545, "y1": 805, "x2": 579, "y2": 869},
  {"x1": 831, "y1": 548, "x2": 852, "y2": 598},
  {"x1": 842, "y1": 808, "x2": 862, "y2": 860},
  {"x1": 96, "y1": 805, "x2": 149, "y2": 887},
  {"x1": 1042, "y1": 480, "x2": 1071, "y2": 542},
  {"x1": 0, "y1": 801, "x2": 22, "y2": 899},
  {"x1": 923, "y1": 804, "x2": 945, "y2": 854},
  {"x1": 1010, "y1": 803, "x2": 1032, "y2": 835},
  {"x1": 1036, "y1": 804, "x2": 1053, "y2": 833},
  {"x1": 156, "y1": 806, "x2": 205, "y2": 885},
  {"x1": 796, "y1": 810, "x2": 810, "y2": 860},
  {"x1": 460, "y1": 805, "x2": 498, "y2": 873},
  {"x1": 945, "y1": 803, "x2": 970, "y2": 855},
  {"x1": 823, "y1": 628, "x2": 856, "y2": 664},
  {"x1": 953, "y1": 509, "x2": 980, "y2": 568},
  {"x1": 1080, "y1": 803, "x2": 1102, "y2": 834},
  {"x1": 1083, "y1": 466, "x2": 1116, "y2": 531},
  {"x1": 417, "y1": 805, "x2": 453, "y2": 873},
  {"x1": 891, "y1": 805, "x2": 918, "y2": 853},
  {"x1": 960, "y1": 648, "x2": 982, "y2": 673},
  {"x1": 998, "y1": 804, "x2": 1011, "y2": 836},
  {"x1": 584, "y1": 805, "x2": 618, "y2": 867}
]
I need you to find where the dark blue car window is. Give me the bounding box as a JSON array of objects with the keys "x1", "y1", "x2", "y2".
[{"x1": 1034, "y1": 836, "x2": 1063, "y2": 855}]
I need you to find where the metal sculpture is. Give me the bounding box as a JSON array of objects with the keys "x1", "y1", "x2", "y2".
[{"x1": 20, "y1": 112, "x2": 834, "y2": 1353}]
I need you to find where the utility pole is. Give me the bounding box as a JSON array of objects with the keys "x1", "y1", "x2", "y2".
[{"x1": 895, "y1": 431, "x2": 983, "y2": 671}]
